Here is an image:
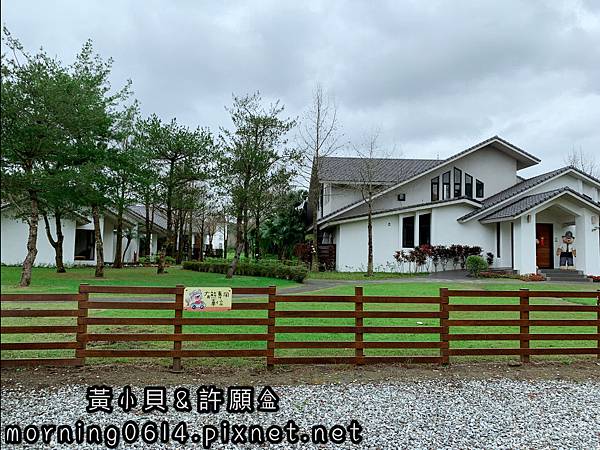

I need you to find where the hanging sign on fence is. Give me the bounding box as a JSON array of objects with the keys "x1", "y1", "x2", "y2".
[{"x1": 183, "y1": 287, "x2": 233, "y2": 311}]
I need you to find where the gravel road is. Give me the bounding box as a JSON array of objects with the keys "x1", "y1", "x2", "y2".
[{"x1": 2, "y1": 379, "x2": 599, "y2": 449}]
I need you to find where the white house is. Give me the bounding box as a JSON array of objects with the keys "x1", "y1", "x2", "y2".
[
  {"x1": 313, "y1": 136, "x2": 600, "y2": 276},
  {"x1": 1, "y1": 205, "x2": 167, "y2": 266}
]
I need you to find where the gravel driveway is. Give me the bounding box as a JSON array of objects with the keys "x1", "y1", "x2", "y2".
[{"x1": 2, "y1": 378, "x2": 599, "y2": 449}]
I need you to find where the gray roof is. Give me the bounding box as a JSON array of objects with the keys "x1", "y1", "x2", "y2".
[
  {"x1": 127, "y1": 205, "x2": 168, "y2": 232},
  {"x1": 459, "y1": 165, "x2": 600, "y2": 222},
  {"x1": 319, "y1": 157, "x2": 442, "y2": 184},
  {"x1": 481, "y1": 187, "x2": 600, "y2": 221}
]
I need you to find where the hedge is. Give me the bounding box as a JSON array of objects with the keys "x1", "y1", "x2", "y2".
[{"x1": 182, "y1": 259, "x2": 309, "y2": 283}]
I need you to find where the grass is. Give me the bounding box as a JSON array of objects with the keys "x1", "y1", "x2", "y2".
[
  {"x1": 306, "y1": 271, "x2": 429, "y2": 280},
  {"x1": 0, "y1": 265, "x2": 298, "y2": 294},
  {"x1": 2, "y1": 275, "x2": 598, "y2": 366}
]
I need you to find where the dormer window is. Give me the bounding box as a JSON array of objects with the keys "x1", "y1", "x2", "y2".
[
  {"x1": 465, "y1": 174, "x2": 473, "y2": 198},
  {"x1": 454, "y1": 168, "x2": 462, "y2": 197},
  {"x1": 476, "y1": 179, "x2": 484, "y2": 198},
  {"x1": 431, "y1": 177, "x2": 439, "y2": 201},
  {"x1": 442, "y1": 171, "x2": 451, "y2": 200}
]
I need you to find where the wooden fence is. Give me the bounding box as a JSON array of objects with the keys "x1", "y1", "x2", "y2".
[{"x1": 1, "y1": 285, "x2": 598, "y2": 368}]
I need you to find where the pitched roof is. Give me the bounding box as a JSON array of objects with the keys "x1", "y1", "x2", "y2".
[
  {"x1": 480, "y1": 187, "x2": 600, "y2": 222},
  {"x1": 459, "y1": 165, "x2": 600, "y2": 222},
  {"x1": 316, "y1": 136, "x2": 541, "y2": 225},
  {"x1": 127, "y1": 205, "x2": 168, "y2": 232},
  {"x1": 319, "y1": 157, "x2": 442, "y2": 184}
]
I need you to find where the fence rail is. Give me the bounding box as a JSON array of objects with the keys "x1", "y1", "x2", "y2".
[{"x1": 1, "y1": 285, "x2": 598, "y2": 368}]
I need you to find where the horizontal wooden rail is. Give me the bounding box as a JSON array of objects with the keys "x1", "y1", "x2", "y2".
[
  {"x1": 1, "y1": 310, "x2": 79, "y2": 317},
  {"x1": 0, "y1": 294, "x2": 79, "y2": 302}
]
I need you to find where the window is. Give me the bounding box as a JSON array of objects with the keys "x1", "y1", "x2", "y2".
[
  {"x1": 465, "y1": 174, "x2": 473, "y2": 198},
  {"x1": 74, "y1": 230, "x2": 95, "y2": 260},
  {"x1": 402, "y1": 216, "x2": 415, "y2": 248},
  {"x1": 418, "y1": 213, "x2": 431, "y2": 246},
  {"x1": 454, "y1": 168, "x2": 462, "y2": 197},
  {"x1": 431, "y1": 177, "x2": 439, "y2": 201},
  {"x1": 442, "y1": 171, "x2": 451, "y2": 200},
  {"x1": 319, "y1": 183, "x2": 324, "y2": 213},
  {"x1": 475, "y1": 179, "x2": 484, "y2": 198},
  {"x1": 496, "y1": 222, "x2": 501, "y2": 258}
]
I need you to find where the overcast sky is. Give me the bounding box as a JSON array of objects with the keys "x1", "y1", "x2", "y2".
[{"x1": 2, "y1": 0, "x2": 599, "y2": 177}]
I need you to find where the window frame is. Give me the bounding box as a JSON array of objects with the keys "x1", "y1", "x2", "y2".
[
  {"x1": 465, "y1": 174, "x2": 473, "y2": 198},
  {"x1": 442, "y1": 171, "x2": 451, "y2": 200},
  {"x1": 453, "y1": 168, "x2": 462, "y2": 198},
  {"x1": 475, "y1": 179, "x2": 484, "y2": 198},
  {"x1": 402, "y1": 216, "x2": 415, "y2": 248},
  {"x1": 431, "y1": 176, "x2": 439, "y2": 202},
  {"x1": 418, "y1": 213, "x2": 431, "y2": 246}
]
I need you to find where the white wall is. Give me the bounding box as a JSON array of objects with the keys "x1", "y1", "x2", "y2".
[
  {"x1": 1, "y1": 210, "x2": 77, "y2": 266},
  {"x1": 335, "y1": 203, "x2": 497, "y2": 272},
  {"x1": 322, "y1": 184, "x2": 363, "y2": 217}
]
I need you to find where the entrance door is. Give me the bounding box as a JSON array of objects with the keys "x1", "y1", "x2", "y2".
[{"x1": 535, "y1": 223, "x2": 553, "y2": 269}]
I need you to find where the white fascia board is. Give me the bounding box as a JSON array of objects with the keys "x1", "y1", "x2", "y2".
[
  {"x1": 326, "y1": 198, "x2": 481, "y2": 227},
  {"x1": 460, "y1": 168, "x2": 600, "y2": 223},
  {"x1": 479, "y1": 191, "x2": 600, "y2": 224}
]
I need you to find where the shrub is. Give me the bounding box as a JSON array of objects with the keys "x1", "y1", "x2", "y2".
[
  {"x1": 182, "y1": 260, "x2": 308, "y2": 283},
  {"x1": 466, "y1": 255, "x2": 488, "y2": 277}
]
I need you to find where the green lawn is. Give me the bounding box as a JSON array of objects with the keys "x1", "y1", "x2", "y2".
[
  {"x1": 1, "y1": 267, "x2": 598, "y2": 366},
  {"x1": 306, "y1": 271, "x2": 429, "y2": 280},
  {"x1": 0, "y1": 265, "x2": 298, "y2": 294}
]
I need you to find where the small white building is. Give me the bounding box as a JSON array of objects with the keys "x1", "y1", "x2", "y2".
[
  {"x1": 1, "y1": 205, "x2": 167, "y2": 266},
  {"x1": 312, "y1": 136, "x2": 600, "y2": 276}
]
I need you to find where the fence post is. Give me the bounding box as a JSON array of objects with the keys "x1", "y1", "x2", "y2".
[
  {"x1": 76, "y1": 284, "x2": 89, "y2": 367},
  {"x1": 267, "y1": 286, "x2": 276, "y2": 370},
  {"x1": 173, "y1": 285, "x2": 184, "y2": 372},
  {"x1": 520, "y1": 288, "x2": 530, "y2": 364},
  {"x1": 355, "y1": 286, "x2": 364, "y2": 366},
  {"x1": 440, "y1": 288, "x2": 449, "y2": 365}
]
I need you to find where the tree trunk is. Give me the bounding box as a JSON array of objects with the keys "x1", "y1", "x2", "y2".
[
  {"x1": 113, "y1": 202, "x2": 124, "y2": 269},
  {"x1": 187, "y1": 212, "x2": 193, "y2": 261},
  {"x1": 176, "y1": 210, "x2": 185, "y2": 264},
  {"x1": 144, "y1": 200, "x2": 152, "y2": 256},
  {"x1": 43, "y1": 212, "x2": 66, "y2": 273},
  {"x1": 19, "y1": 192, "x2": 39, "y2": 287},
  {"x1": 243, "y1": 208, "x2": 249, "y2": 258},
  {"x1": 226, "y1": 215, "x2": 244, "y2": 278},
  {"x1": 254, "y1": 211, "x2": 261, "y2": 260},
  {"x1": 366, "y1": 202, "x2": 373, "y2": 277},
  {"x1": 156, "y1": 245, "x2": 167, "y2": 274},
  {"x1": 92, "y1": 205, "x2": 104, "y2": 278},
  {"x1": 199, "y1": 220, "x2": 205, "y2": 262},
  {"x1": 122, "y1": 233, "x2": 132, "y2": 262},
  {"x1": 309, "y1": 161, "x2": 320, "y2": 272}
]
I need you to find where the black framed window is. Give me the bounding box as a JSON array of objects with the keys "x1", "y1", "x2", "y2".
[
  {"x1": 402, "y1": 216, "x2": 415, "y2": 248},
  {"x1": 431, "y1": 176, "x2": 439, "y2": 201},
  {"x1": 465, "y1": 174, "x2": 473, "y2": 198},
  {"x1": 418, "y1": 213, "x2": 431, "y2": 246},
  {"x1": 475, "y1": 179, "x2": 484, "y2": 198},
  {"x1": 453, "y1": 168, "x2": 462, "y2": 197},
  {"x1": 496, "y1": 222, "x2": 501, "y2": 258},
  {"x1": 442, "y1": 171, "x2": 451, "y2": 200},
  {"x1": 319, "y1": 183, "x2": 324, "y2": 212}
]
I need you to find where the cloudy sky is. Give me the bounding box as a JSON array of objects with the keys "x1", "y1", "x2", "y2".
[{"x1": 2, "y1": 0, "x2": 599, "y2": 177}]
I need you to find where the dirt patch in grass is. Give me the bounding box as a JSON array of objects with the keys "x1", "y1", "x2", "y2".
[{"x1": 2, "y1": 360, "x2": 599, "y2": 390}]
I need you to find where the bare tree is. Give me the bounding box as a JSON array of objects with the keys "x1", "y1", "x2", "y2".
[
  {"x1": 563, "y1": 146, "x2": 599, "y2": 178},
  {"x1": 353, "y1": 130, "x2": 383, "y2": 277},
  {"x1": 299, "y1": 84, "x2": 343, "y2": 271}
]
